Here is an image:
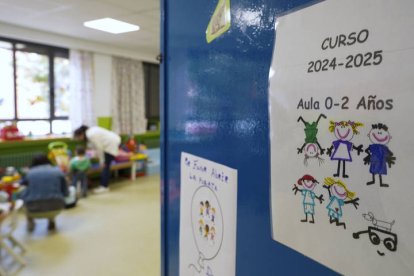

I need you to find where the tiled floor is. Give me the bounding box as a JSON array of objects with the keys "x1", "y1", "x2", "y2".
[{"x1": 11, "y1": 174, "x2": 160, "y2": 276}]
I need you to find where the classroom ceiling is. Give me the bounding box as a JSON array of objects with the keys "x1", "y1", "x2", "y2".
[{"x1": 0, "y1": 0, "x2": 160, "y2": 56}]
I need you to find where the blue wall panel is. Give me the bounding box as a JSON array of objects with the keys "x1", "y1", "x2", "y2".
[{"x1": 161, "y1": 0, "x2": 337, "y2": 275}]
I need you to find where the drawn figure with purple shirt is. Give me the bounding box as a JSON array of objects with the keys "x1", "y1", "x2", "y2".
[
  {"x1": 327, "y1": 120, "x2": 364, "y2": 178},
  {"x1": 363, "y1": 123, "x2": 396, "y2": 187}
]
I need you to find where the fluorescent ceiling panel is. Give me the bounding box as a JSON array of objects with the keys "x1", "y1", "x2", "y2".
[{"x1": 83, "y1": 18, "x2": 139, "y2": 34}]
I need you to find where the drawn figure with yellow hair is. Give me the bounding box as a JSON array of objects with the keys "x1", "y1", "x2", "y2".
[
  {"x1": 323, "y1": 177, "x2": 360, "y2": 229},
  {"x1": 327, "y1": 120, "x2": 364, "y2": 178},
  {"x1": 199, "y1": 219, "x2": 204, "y2": 235}
]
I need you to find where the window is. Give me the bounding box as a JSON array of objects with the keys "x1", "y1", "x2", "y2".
[
  {"x1": 0, "y1": 37, "x2": 70, "y2": 136},
  {"x1": 0, "y1": 41, "x2": 14, "y2": 120}
]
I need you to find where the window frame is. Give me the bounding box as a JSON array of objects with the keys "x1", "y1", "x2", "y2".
[
  {"x1": 0, "y1": 36, "x2": 69, "y2": 134},
  {"x1": 143, "y1": 62, "x2": 160, "y2": 121}
]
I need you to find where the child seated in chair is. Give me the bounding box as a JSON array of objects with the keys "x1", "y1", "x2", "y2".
[
  {"x1": 70, "y1": 146, "x2": 91, "y2": 198},
  {"x1": 20, "y1": 154, "x2": 68, "y2": 231}
]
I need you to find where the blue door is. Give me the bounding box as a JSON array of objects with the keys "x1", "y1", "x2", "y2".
[{"x1": 161, "y1": 0, "x2": 336, "y2": 275}]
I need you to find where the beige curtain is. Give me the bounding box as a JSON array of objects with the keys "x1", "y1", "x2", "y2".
[
  {"x1": 69, "y1": 50, "x2": 95, "y2": 129},
  {"x1": 111, "y1": 57, "x2": 147, "y2": 134}
]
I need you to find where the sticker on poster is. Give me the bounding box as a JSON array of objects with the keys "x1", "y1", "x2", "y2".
[
  {"x1": 179, "y1": 152, "x2": 237, "y2": 276},
  {"x1": 269, "y1": 0, "x2": 414, "y2": 275},
  {"x1": 206, "y1": 0, "x2": 231, "y2": 43}
]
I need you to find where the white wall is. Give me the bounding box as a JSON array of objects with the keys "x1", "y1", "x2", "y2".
[{"x1": 93, "y1": 54, "x2": 112, "y2": 121}]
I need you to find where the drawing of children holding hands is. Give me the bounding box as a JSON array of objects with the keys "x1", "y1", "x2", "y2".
[{"x1": 197, "y1": 199, "x2": 218, "y2": 244}]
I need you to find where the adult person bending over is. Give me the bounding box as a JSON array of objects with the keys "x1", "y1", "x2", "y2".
[
  {"x1": 74, "y1": 125, "x2": 121, "y2": 193},
  {"x1": 21, "y1": 154, "x2": 69, "y2": 231}
]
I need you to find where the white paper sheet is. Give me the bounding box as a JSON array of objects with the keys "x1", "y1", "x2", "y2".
[
  {"x1": 269, "y1": 0, "x2": 414, "y2": 274},
  {"x1": 180, "y1": 152, "x2": 237, "y2": 276}
]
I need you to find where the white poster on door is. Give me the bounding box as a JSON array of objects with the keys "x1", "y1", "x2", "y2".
[
  {"x1": 269, "y1": 0, "x2": 414, "y2": 274},
  {"x1": 180, "y1": 152, "x2": 237, "y2": 276}
]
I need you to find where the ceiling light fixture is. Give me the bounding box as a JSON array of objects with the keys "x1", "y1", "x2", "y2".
[{"x1": 83, "y1": 18, "x2": 139, "y2": 34}]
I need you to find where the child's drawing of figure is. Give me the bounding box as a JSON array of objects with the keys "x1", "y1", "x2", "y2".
[
  {"x1": 327, "y1": 120, "x2": 364, "y2": 178},
  {"x1": 323, "y1": 177, "x2": 360, "y2": 229},
  {"x1": 292, "y1": 175, "x2": 324, "y2": 223},
  {"x1": 205, "y1": 200, "x2": 210, "y2": 216},
  {"x1": 204, "y1": 224, "x2": 210, "y2": 238},
  {"x1": 297, "y1": 114, "x2": 327, "y2": 166},
  {"x1": 210, "y1": 226, "x2": 216, "y2": 241},
  {"x1": 198, "y1": 219, "x2": 204, "y2": 236},
  {"x1": 211, "y1": 207, "x2": 216, "y2": 223},
  {"x1": 364, "y1": 124, "x2": 396, "y2": 187},
  {"x1": 200, "y1": 201, "x2": 204, "y2": 216},
  {"x1": 303, "y1": 143, "x2": 324, "y2": 166}
]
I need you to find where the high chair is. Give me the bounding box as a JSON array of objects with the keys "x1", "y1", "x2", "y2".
[{"x1": 0, "y1": 200, "x2": 26, "y2": 275}]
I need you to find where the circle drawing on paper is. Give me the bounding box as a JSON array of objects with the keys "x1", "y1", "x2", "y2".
[{"x1": 191, "y1": 185, "x2": 224, "y2": 260}]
